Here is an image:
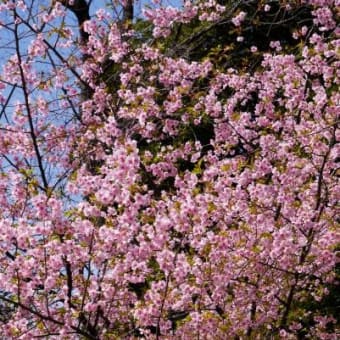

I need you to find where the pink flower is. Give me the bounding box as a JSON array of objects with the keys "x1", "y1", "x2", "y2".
[{"x1": 232, "y1": 11, "x2": 247, "y2": 27}]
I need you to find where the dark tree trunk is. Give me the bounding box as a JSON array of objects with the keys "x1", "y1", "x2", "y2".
[
  {"x1": 59, "y1": 0, "x2": 90, "y2": 44},
  {"x1": 123, "y1": 0, "x2": 134, "y2": 23}
]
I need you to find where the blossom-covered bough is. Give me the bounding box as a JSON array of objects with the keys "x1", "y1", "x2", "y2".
[{"x1": 0, "y1": 0, "x2": 338, "y2": 338}]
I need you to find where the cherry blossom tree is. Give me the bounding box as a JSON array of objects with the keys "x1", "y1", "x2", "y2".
[{"x1": 0, "y1": 0, "x2": 338, "y2": 338}]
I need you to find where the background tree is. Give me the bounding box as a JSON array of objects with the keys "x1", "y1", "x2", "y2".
[{"x1": 0, "y1": 0, "x2": 338, "y2": 338}]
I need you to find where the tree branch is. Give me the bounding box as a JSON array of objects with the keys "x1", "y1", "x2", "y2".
[{"x1": 58, "y1": 0, "x2": 90, "y2": 44}]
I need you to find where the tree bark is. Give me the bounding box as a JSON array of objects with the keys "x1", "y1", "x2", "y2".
[
  {"x1": 58, "y1": 0, "x2": 90, "y2": 44},
  {"x1": 123, "y1": 0, "x2": 134, "y2": 23}
]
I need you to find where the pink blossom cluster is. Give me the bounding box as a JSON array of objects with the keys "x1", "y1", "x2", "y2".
[{"x1": 0, "y1": 0, "x2": 338, "y2": 339}]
